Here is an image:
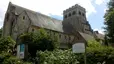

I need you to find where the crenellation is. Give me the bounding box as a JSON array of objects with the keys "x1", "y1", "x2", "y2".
[{"x1": 63, "y1": 4, "x2": 85, "y2": 14}]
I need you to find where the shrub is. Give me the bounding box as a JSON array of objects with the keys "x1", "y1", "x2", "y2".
[
  {"x1": 0, "y1": 52, "x2": 32, "y2": 64},
  {"x1": 36, "y1": 40, "x2": 114, "y2": 64},
  {"x1": 37, "y1": 49, "x2": 79, "y2": 64},
  {"x1": 86, "y1": 40, "x2": 114, "y2": 64},
  {"x1": 0, "y1": 36, "x2": 16, "y2": 53}
]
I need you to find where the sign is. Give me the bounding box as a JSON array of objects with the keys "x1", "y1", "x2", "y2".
[
  {"x1": 20, "y1": 44, "x2": 25, "y2": 59},
  {"x1": 20, "y1": 44, "x2": 24, "y2": 52},
  {"x1": 72, "y1": 43, "x2": 85, "y2": 53},
  {"x1": 17, "y1": 44, "x2": 25, "y2": 59}
]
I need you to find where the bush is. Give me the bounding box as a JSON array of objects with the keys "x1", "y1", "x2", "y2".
[
  {"x1": 3, "y1": 56, "x2": 32, "y2": 64},
  {"x1": 0, "y1": 52, "x2": 32, "y2": 64},
  {"x1": 37, "y1": 49, "x2": 79, "y2": 64},
  {"x1": 86, "y1": 40, "x2": 114, "y2": 64},
  {"x1": 36, "y1": 40, "x2": 114, "y2": 64},
  {"x1": 0, "y1": 36, "x2": 16, "y2": 53}
]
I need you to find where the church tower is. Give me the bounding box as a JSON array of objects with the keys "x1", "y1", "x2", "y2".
[{"x1": 62, "y1": 4, "x2": 93, "y2": 35}]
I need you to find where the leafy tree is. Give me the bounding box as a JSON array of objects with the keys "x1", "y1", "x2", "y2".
[
  {"x1": 19, "y1": 29, "x2": 59, "y2": 57},
  {"x1": 108, "y1": 0, "x2": 114, "y2": 9},
  {"x1": 104, "y1": 0, "x2": 114, "y2": 43}
]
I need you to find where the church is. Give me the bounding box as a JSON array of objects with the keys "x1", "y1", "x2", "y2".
[{"x1": 3, "y1": 2, "x2": 96, "y2": 49}]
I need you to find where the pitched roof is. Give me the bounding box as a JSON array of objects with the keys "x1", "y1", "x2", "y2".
[
  {"x1": 95, "y1": 33, "x2": 104, "y2": 40},
  {"x1": 79, "y1": 32, "x2": 95, "y2": 42},
  {"x1": 10, "y1": 2, "x2": 63, "y2": 32}
]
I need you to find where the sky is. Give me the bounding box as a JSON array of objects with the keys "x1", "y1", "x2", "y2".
[{"x1": 0, "y1": 0, "x2": 110, "y2": 34}]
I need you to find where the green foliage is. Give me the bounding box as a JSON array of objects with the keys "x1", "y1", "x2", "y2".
[
  {"x1": 0, "y1": 36, "x2": 32, "y2": 64},
  {"x1": 87, "y1": 40, "x2": 101, "y2": 48},
  {"x1": 108, "y1": 0, "x2": 114, "y2": 8},
  {"x1": 0, "y1": 36, "x2": 16, "y2": 53},
  {"x1": 36, "y1": 40, "x2": 114, "y2": 64},
  {"x1": 104, "y1": 0, "x2": 114, "y2": 43},
  {"x1": 0, "y1": 52, "x2": 32, "y2": 64},
  {"x1": 20, "y1": 29, "x2": 59, "y2": 57},
  {"x1": 0, "y1": 52, "x2": 11, "y2": 64},
  {"x1": 87, "y1": 40, "x2": 114, "y2": 64},
  {"x1": 37, "y1": 49, "x2": 79, "y2": 64},
  {"x1": 105, "y1": 10, "x2": 114, "y2": 43}
]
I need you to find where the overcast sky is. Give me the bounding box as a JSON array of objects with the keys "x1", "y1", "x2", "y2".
[{"x1": 0, "y1": 0, "x2": 109, "y2": 34}]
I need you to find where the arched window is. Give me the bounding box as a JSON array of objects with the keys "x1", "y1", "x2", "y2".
[
  {"x1": 72, "y1": 11, "x2": 76, "y2": 15},
  {"x1": 68, "y1": 13, "x2": 71, "y2": 17},
  {"x1": 23, "y1": 16, "x2": 25, "y2": 20},
  {"x1": 82, "y1": 13, "x2": 85, "y2": 16},
  {"x1": 79, "y1": 11, "x2": 81, "y2": 15},
  {"x1": 64, "y1": 15, "x2": 67, "y2": 18}
]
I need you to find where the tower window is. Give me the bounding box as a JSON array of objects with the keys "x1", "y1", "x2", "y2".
[
  {"x1": 68, "y1": 13, "x2": 71, "y2": 17},
  {"x1": 65, "y1": 15, "x2": 67, "y2": 18},
  {"x1": 79, "y1": 11, "x2": 81, "y2": 15},
  {"x1": 82, "y1": 13, "x2": 85, "y2": 16},
  {"x1": 72, "y1": 11, "x2": 76, "y2": 15}
]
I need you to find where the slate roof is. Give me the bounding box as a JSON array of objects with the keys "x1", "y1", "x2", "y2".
[
  {"x1": 10, "y1": 2, "x2": 63, "y2": 32},
  {"x1": 96, "y1": 34, "x2": 104, "y2": 40},
  {"x1": 79, "y1": 32, "x2": 95, "y2": 42},
  {"x1": 94, "y1": 31, "x2": 104, "y2": 40}
]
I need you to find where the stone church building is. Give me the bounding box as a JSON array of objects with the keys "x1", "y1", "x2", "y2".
[{"x1": 3, "y1": 2, "x2": 95, "y2": 49}]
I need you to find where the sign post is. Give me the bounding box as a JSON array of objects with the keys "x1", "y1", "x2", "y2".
[{"x1": 72, "y1": 43, "x2": 86, "y2": 64}]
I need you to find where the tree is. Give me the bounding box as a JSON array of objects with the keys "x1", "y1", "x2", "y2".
[
  {"x1": 108, "y1": 0, "x2": 114, "y2": 9},
  {"x1": 19, "y1": 29, "x2": 59, "y2": 57},
  {"x1": 104, "y1": 0, "x2": 114, "y2": 43}
]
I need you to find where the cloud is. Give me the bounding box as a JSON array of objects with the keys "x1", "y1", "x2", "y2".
[
  {"x1": 0, "y1": 0, "x2": 97, "y2": 28},
  {"x1": 94, "y1": 28, "x2": 105, "y2": 34},
  {"x1": 10, "y1": 0, "x2": 96, "y2": 16},
  {"x1": 95, "y1": 0, "x2": 105, "y2": 5}
]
